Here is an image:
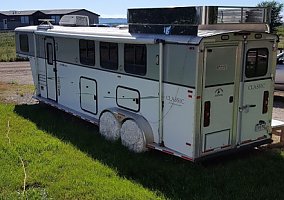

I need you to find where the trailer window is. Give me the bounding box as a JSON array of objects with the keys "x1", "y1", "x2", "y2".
[
  {"x1": 79, "y1": 39, "x2": 95, "y2": 66},
  {"x1": 245, "y1": 48, "x2": 268, "y2": 78},
  {"x1": 46, "y1": 43, "x2": 53, "y2": 65},
  {"x1": 124, "y1": 44, "x2": 147, "y2": 76},
  {"x1": 19, "y1": 34, "x2": 29, "y2": 52},
  {"x1": 100, "y1": 42, "x2": 118, "y2": 70}
]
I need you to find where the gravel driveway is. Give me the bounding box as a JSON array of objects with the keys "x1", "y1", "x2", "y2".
[
  {"x1": 0, "y1": 61, "x2": 283, "y2": 121},
  {"x1": 0, "y1": 62, "x2": 33, "y2": 85}
]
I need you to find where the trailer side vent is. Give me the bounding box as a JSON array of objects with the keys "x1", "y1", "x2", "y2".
[
  {"x1": 59, "y1": 15, "x2": 89, "y2": 27},
  {"x1": 262, "y1": 91, "x2": 269, "y2": 114},
  {"x1": 204, "y1": 101, "x2": 211, "y2": 127}
]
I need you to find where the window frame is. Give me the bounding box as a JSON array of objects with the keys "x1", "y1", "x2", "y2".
[
  {"x1": 79, "y1": 39, "x2": 95, "y2": 66},
  {"x1": 245, "y1": 48, "x2": 269, "y2": 78},
  {"x1": 46, "y1": 43, "x2": 53, "y2": 65},
  {"x1": 124, "y1": 44, "x2": 147, "y2": 76},
  {"x1": 100, "y1": 42, "x2": 118, "y2": 70},
  {"x1": 19, "y1": 34, "x2": 29, "y2": 53},
  {"x1": 20, "y1": 16, "x2": 29, "y2": 24}
]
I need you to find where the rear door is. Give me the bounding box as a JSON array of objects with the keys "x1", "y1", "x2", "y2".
[
  {"x1": 238, "y1": 40, "x2": 273, "y2": 144},
  {"x1": 201, "y1": 44, "x2": 240, "y2": 153},
  {"x1": 45, "y1": 37, "x2": 57, "y2": 101}
]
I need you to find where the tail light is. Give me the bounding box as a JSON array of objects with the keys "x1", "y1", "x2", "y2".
[
  {"x1": 262, "y1": 91, "x2": 269, "y2": 114},
  {"x1": 204, "y1": 101, "x2": 211, "y2": 127}
]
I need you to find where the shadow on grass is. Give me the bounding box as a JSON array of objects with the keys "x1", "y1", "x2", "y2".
[{"x1": 14, "y1": 104, "x2": 284, "y2": 200}]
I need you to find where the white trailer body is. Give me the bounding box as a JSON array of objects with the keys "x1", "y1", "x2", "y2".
[{"x1": 15, "y1": 7, "x2": 278, "y2": 161}]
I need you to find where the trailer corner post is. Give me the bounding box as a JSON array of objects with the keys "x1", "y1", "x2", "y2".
[
  {"x1": 33, "y1": 32, "x2": 39, "y2": 95},
  {"x1": 157, "y1": 39, "x2": 165, "y2": 145}
]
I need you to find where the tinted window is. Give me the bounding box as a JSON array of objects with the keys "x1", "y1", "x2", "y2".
[
  {"x1": 246, "y1": 48, "x2": 268, "y2": 78},
  {"x1": 100, "y1": 42, "x2": 118, "y2": 70},
  {"x1": 79, "y1": 39, "x2": 95, "y2": 66},
  {"x1": 46, "y1": 43, "x2": 53, "y2": 65},
  {"x1": 124, "y1": 44, "x2": 147, "y2": 75},
  {"x1": 19, "y1": 34, "x2": 29, "y2": 52}
]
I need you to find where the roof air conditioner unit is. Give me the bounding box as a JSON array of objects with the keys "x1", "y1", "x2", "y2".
[{"x1": 59, "y1": 15, "x2": 89, "y2": 27}]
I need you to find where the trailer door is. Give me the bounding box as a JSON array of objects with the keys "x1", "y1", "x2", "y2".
[
  {"x1": 45, "y1": 37, "x2": 57, "y2": 101},
  {"x1": 238, "y1": 40, "x2": 273, "y2": 144},
  {"x1": 201, "y1": 45, "x2": 239, "y2": 152},
  {"x1": 80, "y1": 77, "x2": 98, "y2": 115}
]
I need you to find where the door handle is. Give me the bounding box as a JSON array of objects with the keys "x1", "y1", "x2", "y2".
[
  {"x1": 229, "y1": 96, "x2": 234, "y2": 103},
  {"x1": 239, "y1": 104, "x2": 256, "y2": 113},
  {"x1": 248, "y1": 105, "x2": 256, "y2": 108},
  {"x1": 133, "y1": 98, "x2": 139, "y2": 105},
  {"x1": 94, "y1": 95, "x2": 97, "y2": 101}
]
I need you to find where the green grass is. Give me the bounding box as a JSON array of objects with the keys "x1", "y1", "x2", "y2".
[
  {"x1": 0, "y1": 104, "x2": 164, "y2": 199},
  {"x1": 0, "y1": 103, "x2": 284, "y2": 199},
  {"x1": 0, "y1": 32, "x2": 17, "y2": 62}
]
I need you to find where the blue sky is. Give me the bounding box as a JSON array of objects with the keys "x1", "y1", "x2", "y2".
[{"x1": 2, "y1": 0, "x2": 282, "y2": 18}]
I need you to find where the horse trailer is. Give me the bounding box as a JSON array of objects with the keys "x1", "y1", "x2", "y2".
[{"x1": 15, "y1": 6, "x2": 279, "y2": 161}]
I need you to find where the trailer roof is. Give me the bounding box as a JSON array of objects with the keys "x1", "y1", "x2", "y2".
[{"x1": 15, "y1": 25, "x2": 246, "y2": 45}]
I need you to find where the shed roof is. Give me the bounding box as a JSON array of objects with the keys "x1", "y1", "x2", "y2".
[
  {"x1": 0, "y1": 10, "x2": 38, "y2": 16},
  {"x1": 0, "y1": 9, "x2": 99, "y2": 16}
]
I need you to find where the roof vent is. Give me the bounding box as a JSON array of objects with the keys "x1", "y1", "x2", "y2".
[
  {"x1": 59, "y1": 15, "x2": 89, "y2": 27},
  {"x1": 37, "y1": 19, "x2": 54, "y2": 30}
]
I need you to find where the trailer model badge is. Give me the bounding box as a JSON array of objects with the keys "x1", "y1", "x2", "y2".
[
  {"x1": 216, "y1": 65, "x2": 227, "y2": 71},
  {"x1": 255, "y1": 120, "x2": 267, "y2": 132},
  {"x1": 215, "y1": 88, "x2": 224, "y2": 97}
]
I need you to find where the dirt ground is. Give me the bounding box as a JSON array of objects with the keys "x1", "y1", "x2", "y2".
[
  {"x1": 0, "y1": 61, "x2": 284, "y2": 120},
  {"x1": 0, "y1": 62, "x2": 33, "y2": 85},
  {"x1": 0, "y1": 62, "x2": 36, "y2": 104}
]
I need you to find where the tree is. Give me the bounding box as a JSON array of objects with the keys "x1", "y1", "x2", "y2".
[{"x1": 257, "y1": 1, "x2": 283, "y2": 32}]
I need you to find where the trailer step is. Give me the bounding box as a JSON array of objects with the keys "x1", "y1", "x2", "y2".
[
  {"x1": 147, "y1": 143, "x2": 194, "y2": 161},
  {"x1": 34, "y1": 96, "x2": 99, "y2": 125}
]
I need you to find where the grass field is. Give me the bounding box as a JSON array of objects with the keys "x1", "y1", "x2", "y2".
[
  {"x1": 1, "y1": 100, "x2": 284, "y2": 199},
  {"x1": 0, "y1": 32, "x2": 17, "y2": 62}
]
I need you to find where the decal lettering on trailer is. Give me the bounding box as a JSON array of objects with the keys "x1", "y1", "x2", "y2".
[
  {"x1": 165, "y1": 96, "x2": 185, "y2": 106},
  {"x1": 248, "y1": 83, "x2": 265, "y2": 90}
]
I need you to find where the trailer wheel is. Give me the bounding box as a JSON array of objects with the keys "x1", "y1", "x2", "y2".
[
  {"x1": 99, "y1": 111, "x2": 121, "y2": 141},
  {"x1": 120, "y1": 119, "x2": 147, "y2": 153}
]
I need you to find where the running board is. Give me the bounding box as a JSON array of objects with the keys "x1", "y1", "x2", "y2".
[
  {"x1": 34, "y1": 96, "x2": 99, "y2": 125},
  {"x1": 147, "y1": 143, "x2": 194, "y2": 162}
]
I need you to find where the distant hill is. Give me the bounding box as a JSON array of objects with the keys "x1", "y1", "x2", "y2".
[{"x1": 99, "y1": 18, "x2": 127, "y2": 26}]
